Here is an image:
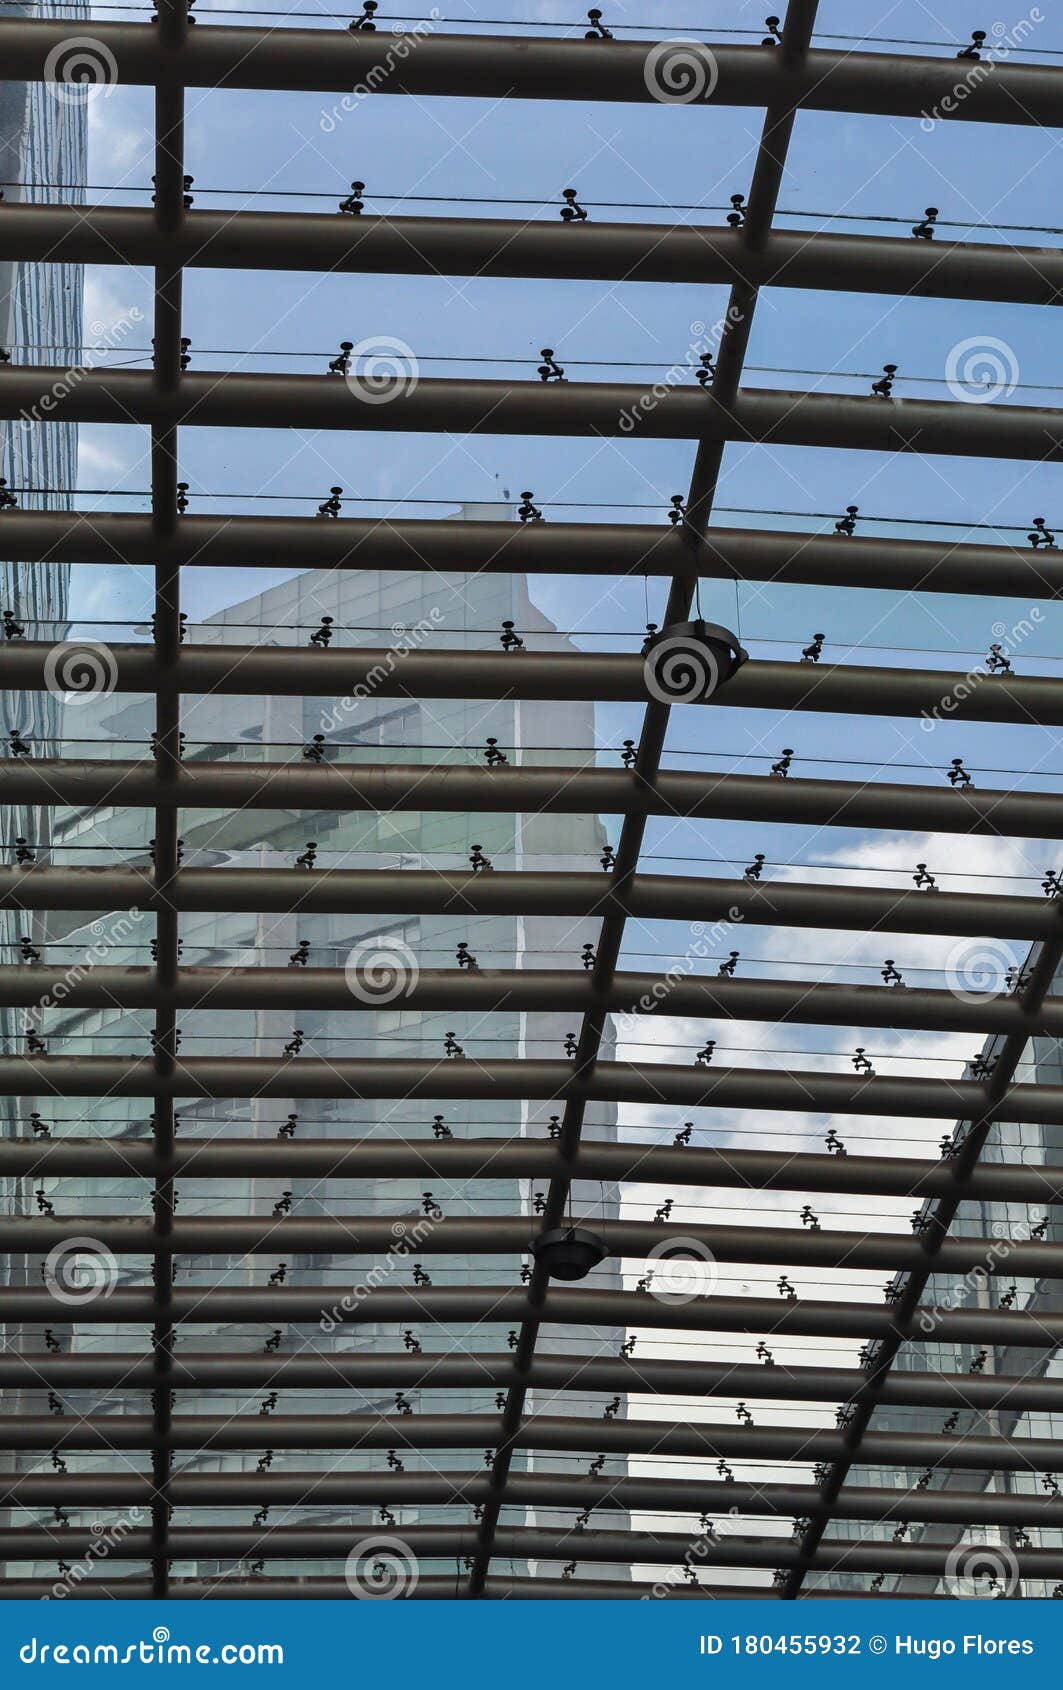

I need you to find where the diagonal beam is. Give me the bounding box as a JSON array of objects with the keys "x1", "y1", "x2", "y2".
[
  {"x1": 784, "y1": 922, "x2": 1063, "y2": 1598},
  {"x1": 470, "y1": 0, "x2": 822, "y2": 1597}
]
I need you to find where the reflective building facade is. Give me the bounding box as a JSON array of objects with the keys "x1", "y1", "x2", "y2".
[{"x1": 1, "y1": 514, "x2": 628, "y2": 1586}]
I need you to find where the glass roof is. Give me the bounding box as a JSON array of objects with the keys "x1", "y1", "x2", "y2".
[{"x1": 0, "y1": 0, "x2": 1062, "y2": 1600}]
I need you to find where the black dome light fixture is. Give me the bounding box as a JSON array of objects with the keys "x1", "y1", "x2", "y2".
[
  {"x1": 531, "y1": 1225, "x2": 608, "y2": 1281},
  {"x1": 642, "y1": 619, "x2": 748, "y2": 705}
]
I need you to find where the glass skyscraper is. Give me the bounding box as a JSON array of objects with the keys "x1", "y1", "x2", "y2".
[
  {"x1": 1, "y1": 509, "x2": 628, "y2": 1586},
  {"x1": 1, "y1": 0, "x2": 85, "y2": 1044}
]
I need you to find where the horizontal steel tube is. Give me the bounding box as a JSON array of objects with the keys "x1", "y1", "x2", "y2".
[
  {"x1": 0, "y1": 1349, "x2": 1060, "y2": 1412},
  {"x1": 3, "y1": 205, "x2": 1062, "y2": 307},
  {"x1": 5, "y1": 1412, "x2": 1062, "y2": 1470},
  {"x1": 5, "y1": 512, "x2": 1063, "y2": 604},
  {"x1": 0, "y1": 1286, "x2": 1059, "y2": 1342},
  {"x1": 5, "y1": 641, "x2": 1063, "y2": 728},
  {"x1": 0, "y1": 865, "x2": 1055, "y2": 942},
  {"x1": 3, "y1": 370, "x2": 1063, "y2": 460},
  {"x1": 2, "y1": 964, "x2": 1054, "y2": 1038},
  {"x1": 2, "y1": 23, "x2": 1060, "y2": 125},
  {"x1": 1, "y1": 1137, "x2": 1060, "y2": 1207},
  {"x1": 0, "y1": 1577, "x2": 922, "y2": 1599},
  {"x1": 2, "y1": 1214, "x2": 1058, "y2": 1276},
  {"x1": 2, "y1": 1470, "x2": 1060, "y2": 1529},
  {"x1": 0, "y1": 1056, "x2": 1052, "y2": 1125},
  {"x1": 0, "y1": 1525, "x2": 1060, "y2": 1575},
  {"x1": 0, "y1": 761, "x2": 1056, "y2": 840}
]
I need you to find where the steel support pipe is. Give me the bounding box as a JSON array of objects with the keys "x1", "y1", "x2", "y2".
[
  {"x1": 1, "y1": 1286, "x2": 1060, "y2": 1343},
  {"x1": 3, "y1": 1470, "x2": 1061, "y2": 1531},
  {"x1": 3, "y1": 205, "x2": 1063, "y2": 308},
  {"x1": 5, "y1": 1412, "x2": 1063, "y2": 1471},
  {"x1": 5, "y1": 511, "x2": 1063, "y2": 604},
  {"x1": 3, "y1": 964, "x2": 1056, "y2": 1039},
  {"x1": 0, "y1": 1577, "x2": 922, "y2": 1600},
  {"x1": 3, "y1": 370, "x2": 1063, "y2": 461},
  {"x1": 0, "y1": 864, "x2": 1056, "y2": 943},
  {"x1": 6, "y1": 642, "x2": 1063, "y2": 729},
  {"x1": 1, "y1": 1138, "x2": 1060, "y2": 1207},
  {"x1": 0, "y1": 1056, "x2": 1056, "y2": 1127},
  {"x1": 0, "y1": 762, "x2": 1057, "y2": 842},
  {"x1": 2, "y1": 1213, "x2": 1060, "y2": 1279},
  {"x1": 1, "y1": 1349, "x2": 1061, "y2": 1414},
  {"x1": 0, "y1": 1524, "x2": 1060, "y2": 1577},
  {"x1": 2, "y1": 22, "x2": 1062, "y2": 125}
]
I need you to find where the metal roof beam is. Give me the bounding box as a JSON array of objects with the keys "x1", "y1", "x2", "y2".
[
  {"x1": 3, "y1": 205, "x2": 1062, "y2": 307},
  {"x1": 0, "y1": 761, "x2": 1055, "y2": 839},
  {"x1": 5, "y1": 643, "x2": 1063, "y2": 728},
  {"x1": 2, "y1": 1214, "x2": 1058, "y2": 1275},
  {"x1": 4, "y1": 1138, "x2": 1059, "y2": 1204},
  {"x1": 1, "y1": 1286, "x2": 1059, "y2": 1342},
  {"x1": 5, "y1": 370, "x2": 1063, "y2": 461},
  {"x1": 1, "y1": 865, "x2": 1055, "y2": 943},
  {"x1": 2, "y1": 23, "x2": 1062, "y2": 126},
  {"x1": 4, "y1": 512, "x2": 1061, "y2": 604},
  {"x1": 1, "y1": 965, "x2": 1053, "y2": 1038},
  {"x1": 0, "y1": 1056, "x2": 1051, "y2": 1123}
]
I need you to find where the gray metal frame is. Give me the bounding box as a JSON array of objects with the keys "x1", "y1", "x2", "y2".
[{"x1": 1, "y1": 0, "x2": 1062, "y2": 1599}]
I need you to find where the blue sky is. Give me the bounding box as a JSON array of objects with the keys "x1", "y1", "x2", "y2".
[{"x1": 70, "y1": 0, "x2": 1063, "y2": 906}]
